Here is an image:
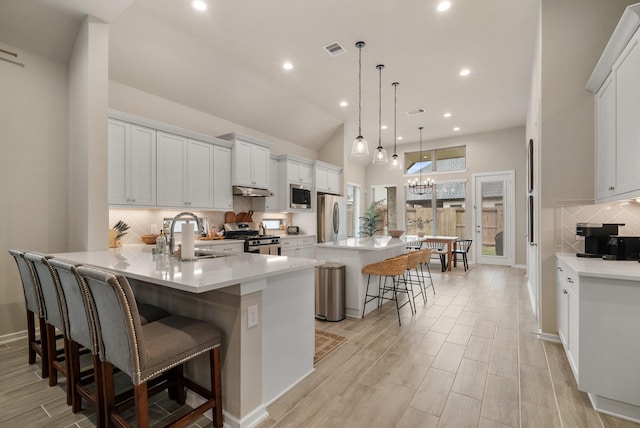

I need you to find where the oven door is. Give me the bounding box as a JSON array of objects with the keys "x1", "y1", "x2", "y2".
[{"x1": 246, "y1": 243, "x2": 282, "y2": 255}]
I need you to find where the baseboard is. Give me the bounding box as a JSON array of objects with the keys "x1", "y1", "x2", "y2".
[
  {"x1": 264, "y1": 367, "x2": 315, "y2": 407},
  {"x1": 534, "y1": 330, "x2": 561, "y2": 343},
  {"x1": 0, "y1": 329, "x2": 29, "y2": 345},
  {"x1": 186, "y1": 391, "x2": 269, "y2": 428},
  {"x1": 588, "y1": 393, "x2": 640, "y2": 424}
]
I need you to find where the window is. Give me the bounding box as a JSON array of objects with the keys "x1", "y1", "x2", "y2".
[
  {"x1": 405, "y1": 180, "x2": 466, "y2": 237},
  {"x1": 404, "y1": 145, "x2": 465, "y2": 175},
  {"x1": 346, "y1": 184, "x2": 361, "y2": 238}
]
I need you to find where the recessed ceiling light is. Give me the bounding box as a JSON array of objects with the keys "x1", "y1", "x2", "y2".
[
  {"x1": 443, "y1": 112, "x2": 452, "y2": 118},
  {"x1": 459, "y1": 68, "x2": 471, "y2": 77},
  {"x1": 381, "y1": 125, "x2": 388, "y2": 130},
  {"x1": 283, "y1": 62, "x2": 293, "y2": 70},
  {"x1": 397, "y1": 136, "x2": 403, "y2": 140},
  {"x1": 437, "y1": 1, "x2": 452, "y2": 12},
  {"x1": 340, "y1": 101, "x2": 348, "y2": 107},
  {"x1": 453, "y1": 127, "x2": 461, "y2": 131},
  {"x1": 191, "y1": 0, "x2": 207, "y2": 11}
]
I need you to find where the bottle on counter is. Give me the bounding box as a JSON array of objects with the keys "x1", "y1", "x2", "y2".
[{"x1": 156, "y1": 232, "x2": 166, "y2": 255}]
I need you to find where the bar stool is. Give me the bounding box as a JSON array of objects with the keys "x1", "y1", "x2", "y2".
[
  {"x1": 362, "y1": 255, "x2": 413, "y2": 326},
  {"x1": 402, "y1": 250, "x2": 426, "y2": 306},
  {"x1": 76, "y1": 266, "x2": 223, "y2": 428},
  {"x1": 418, "y1": 248, "x2": 436, "y2": 295},
  {"x1": 23, "y1": 252, "x2": 72, "y2": 404},
  {"x1": 8, "y1": 249, "x2": 50, "y2": 379}
]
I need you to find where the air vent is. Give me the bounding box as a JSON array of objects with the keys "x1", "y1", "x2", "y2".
[
  {"x1": 406, "y1": 108, "x2": 426, "y2": 116},
  {"x1": 323, "y1": 41, "x2": 346, "y2": 57}
]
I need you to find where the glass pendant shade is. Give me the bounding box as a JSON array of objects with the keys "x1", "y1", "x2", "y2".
[
  {"x1": 352, "y1": 136, "x2": 369, "y2": 156},
  {"x1": 351, "y1": 41, "x2": 369, "y2": 157},
  {"x1": 372, "y1": 146, "x2": 388, "y2": 164},
  {"x1": 389, "y1": 153, "x2": 403, "y2": 170}
]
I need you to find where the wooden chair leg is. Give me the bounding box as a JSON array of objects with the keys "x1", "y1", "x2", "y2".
[
  {"x1": 102, "y1": 361, "x2": 115, "y2": 428},
  {"x1": 175, "y1": 364, "x2": 186, "y2": 404},
  {"x1": 38, "y1": 317, "x2": 50, "y2": 379},
  {"x1": 134, "y1": 382, "x2": 150, "y2": 428},
  {"x1": 69, "y1": 340, "x2": 82, "y2": 412},
  {"x1": 46, "y1": 324, "x2": 58, "y2": 387},
  {"x1": 27, "y1": 310, "x2": 36, "y2": 365},
  {"x1": 92, "y1": 355, "x2": 106, "y2": 428},
  {"x1": 212, "y1": 347, "x2": 223, "y2": 428}
]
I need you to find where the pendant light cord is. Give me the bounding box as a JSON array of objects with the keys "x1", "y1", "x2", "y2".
[
  {"x1": 419, "y1": 126, "x2": 423, "y2": 183},
  {"x1": 357, "y1": 43, "x2": 363, "y2": 136},
  {"x1": 377, "y1": 65, "x2": 382, "y2": 148},
  {"x1": 393, "y1": 82, "x2": 398, "y2": 156}
]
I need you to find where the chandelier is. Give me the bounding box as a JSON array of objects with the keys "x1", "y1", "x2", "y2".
[{"x1": 408, "y1": 126, "x2": 434, "y2": 195}]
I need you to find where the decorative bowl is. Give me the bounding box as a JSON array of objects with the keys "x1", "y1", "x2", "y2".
[
  {"x1": 387, "y1": 229, "x2": 405, "y2": 238},
  {"x1": 141, "y1": 234, "x2": 159, "y2": 244}
]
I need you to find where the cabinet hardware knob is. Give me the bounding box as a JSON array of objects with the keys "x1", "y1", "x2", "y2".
[
  {"x1": 557, "y1": 267, "x2": 563, "y2": 271},
  {"x1": 563, "y1": 289, "x2": 568, "y2": 294},
  {"x1": 567, "y1": 277, "x2": 573, "y2": 283},
  {"x1": 609, "y1": 186, "x2": 615, "y2": 191}
]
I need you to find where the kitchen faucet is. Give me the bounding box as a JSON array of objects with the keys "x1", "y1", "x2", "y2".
[{"x1": 167, "y1": 212, "x2": 202, "y2": 256}]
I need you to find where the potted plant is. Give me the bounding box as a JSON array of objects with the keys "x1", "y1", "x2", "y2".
[
  {"x1": 359, "y1": 201, "x2": 383, "y2": 237},
  {"x1": 408, "y1": 217, "x2": 431, "y2": 237}
]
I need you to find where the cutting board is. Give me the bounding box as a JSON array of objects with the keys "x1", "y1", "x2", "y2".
[{"x1": 224, "y1": 212, "x2": 236, "y2": 223}]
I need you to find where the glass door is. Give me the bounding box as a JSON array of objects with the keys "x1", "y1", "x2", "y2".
[{"x1": 473, "y1": 171, "x2": 515, "y2": 266}]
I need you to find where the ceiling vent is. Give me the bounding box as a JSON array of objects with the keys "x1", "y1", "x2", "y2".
[
  {"x1": 406, "y1": 108, "x2": 426, "y2": 116},
  {"x1": 323, "y1": 41, "x2": 346, "y2": 57}
]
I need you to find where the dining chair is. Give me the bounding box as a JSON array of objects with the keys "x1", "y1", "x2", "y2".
[
  {"x1": 452, "y1": 239, "x2": 473, "y2": 271},
  {"x1": 76, "y1": 265, "x2": 223, "y2": 428},
  {"x1": 8, "y1": 249, "x2": 50, "y2": 379},
  {"x1": 422, "y1": 241, "x2": 448, "y2": 272}
]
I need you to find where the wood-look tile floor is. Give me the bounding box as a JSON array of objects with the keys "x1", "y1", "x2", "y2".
[{"x1": 1, "y1": 264, "x2": 638, "y2": 427}]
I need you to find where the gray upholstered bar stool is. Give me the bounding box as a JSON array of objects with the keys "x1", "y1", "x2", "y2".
[
  {"x1": 8, "y1": 249, "x2": 50, "y2": 379},
  {"x1": 23, "y1": 251, "x2": 72, "y2": 404},
  {"x1": 362, "y1": 254, "x2": 413, "y2": 326},
  {"x1": 76, "y1": 266, "x2": 223, "y2": 428}
]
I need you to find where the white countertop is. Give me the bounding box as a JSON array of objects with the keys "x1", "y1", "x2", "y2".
[
  {"x1": 317, "y1": 236, "x2": 420, "y2": 251},
  {"x1": 53, "y1": 245, "x2": 319, "y2": 293},
  {"x1": 557, "y1": 253, "x2": 640, "y2": 281}
]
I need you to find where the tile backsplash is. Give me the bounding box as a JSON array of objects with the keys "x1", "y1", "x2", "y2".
[
  {"x1": 559, "y1": 200, "x2": 640, "y2": 254},
  {"x1": 109, "y1": 196, "x2": 292, "y2": 245}
]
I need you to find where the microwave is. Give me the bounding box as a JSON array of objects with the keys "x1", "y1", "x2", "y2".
[{"x1": 290, "y1": 183, "x2": 311, "y2": 209}]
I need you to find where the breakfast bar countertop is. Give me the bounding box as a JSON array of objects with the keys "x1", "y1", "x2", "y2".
[
  {"x1": 317, "y1": 236, "x2": 421, "y2": 250},
  {"x1": 53, "y1": 244, "x2": 319, "y2": 293}
]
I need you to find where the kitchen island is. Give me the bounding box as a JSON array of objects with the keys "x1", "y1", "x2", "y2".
[
  {"x1": 316, "y1": 236, "x2": 421, "y2": 318},
  {"x1": 53, "y1": 244, "x2": 319, "y2": 428}
]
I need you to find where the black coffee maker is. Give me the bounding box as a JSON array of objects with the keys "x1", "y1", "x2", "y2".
[{"x1": 575, "y1": 223, "x2": 624, "y2": 258}]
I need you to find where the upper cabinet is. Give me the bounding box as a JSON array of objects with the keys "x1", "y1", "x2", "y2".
[
  {"x1": 156, "y1": 132, "x2": 215, "y2": 209},
  {"x1": 253, "y1": 156, "x2": 280, "y2": 212},
  {"x1": 108, "y1": 111, "x2": 234, "y2": 210},
  {"x1": 218, "y1": 133, "x2": 272, "y2": 189},
  {"x1": 286, "y1": 158, "x2": 313, "y2": 184},
  {"x1": 314, "y1": 161, "x2": 342, "y2": 195},
  {"x1": 587, "y1": 5, "x2": 640, "y2": 203},
  {"x1": 108, "y1": 119, "x2": 156, "y2": 207}
]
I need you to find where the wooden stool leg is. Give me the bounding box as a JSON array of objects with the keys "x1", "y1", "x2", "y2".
[
  {"x1": 69, "y1": 341, "x2": 81, "y2": 412},
  {"x1": 102, "y1": 361, "x2": 115, "y2": 428},
  {"x1": 38, "y1": 318, "x2": 49, "y2": 379},
  {"x1": 27, "y1": 310, "x2": 36, "y2": 364},
  {"x1": 134, "y1": 382, "x2": 150, "y2": 428},
  {"x1": 212, "y1": 347, "x2": 223, "y2": 428},
  {"x1": 46, "y1": 324, "x2": 58, "y2": 387}
]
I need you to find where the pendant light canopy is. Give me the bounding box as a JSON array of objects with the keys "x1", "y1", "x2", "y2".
[
  {"x1": 351, "y1": 41, "x2": 369, "y2": 157},
  {"x1": 408, "y1": 127, "x2": 434, "y2": 195},
  {"x1": 372, "y1": 64, "x2": 388, "y2": 164},
  {"x1": 388, "y1": 81, "x2": 403, "y2": 170}
]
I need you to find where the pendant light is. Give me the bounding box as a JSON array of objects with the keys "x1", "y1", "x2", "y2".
[
  {"x1": 372, "y1": 64, "x2": 388, "y2": 164},
  {"x1": 351, "y1": 41, "x2": 369, "y2": 157},
  {"x1": 388, "y1": 82, "x2": 403, "y2": 170},
  {"x1": 408, "y1": 127, "x2": 434, "y2": 195}
]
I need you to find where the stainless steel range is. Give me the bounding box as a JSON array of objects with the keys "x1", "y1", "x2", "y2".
[{"x1": 224, "y1": 222, "x2": 281, "y2": 255}]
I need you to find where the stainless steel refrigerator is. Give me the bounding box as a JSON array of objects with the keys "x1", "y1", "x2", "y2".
[{"x1": 317, "y1": 194, "x2": 346, "y2": 243}]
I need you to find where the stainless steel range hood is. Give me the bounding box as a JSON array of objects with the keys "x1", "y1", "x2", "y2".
[{"x1": 232, "y1": 185, "x2": 273, "y2": 197}]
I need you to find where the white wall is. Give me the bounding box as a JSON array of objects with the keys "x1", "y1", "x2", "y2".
[
  {"x1": 68, "y1": 16, "x2": 109, "y2": 251},
  {"x1": 366, "y1": 127, "x2": 527, "y2": 265},
  {"x1": 537, "y1": 0, "x2": 634, "y2": 335},
  {"x1": 0, "y1": 42, "x2": 69, "y2": 337}
]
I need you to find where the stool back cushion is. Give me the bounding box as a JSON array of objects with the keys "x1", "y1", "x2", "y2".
[
  {"x1": 49, "y1": 259, "x2": 97, "y2": 353},
  {"x1": 8, "y1": 249, "x2": 43, "y2": 316},
  {"x1": 24, "y1": 252, "x2": 67, "y2": 332},
  {"x1": 77, "y1": 266, "x2": 144, "y2": 379}
]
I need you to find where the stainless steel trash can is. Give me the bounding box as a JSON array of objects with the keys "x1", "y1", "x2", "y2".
[{"x1": 315, "y1": 263, "x2": 346, "y2": 322}]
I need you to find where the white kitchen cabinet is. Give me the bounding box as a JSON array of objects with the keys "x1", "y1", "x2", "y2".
[
  {"x1": 556, "y1": 259, "x2": 579, "y2": 380},
  {"x1": 217, "y1": 133, "x2": 271, "y2": 188},
  {"x1": 108, "y1": 119, "x2": 156, "y2": 207},
  {"x1": 612, "y1": 30, "x2": 640, "y2": 196},
  {"x1": 253, "y1": 157, "x2": 279, "y2": 212},
  {"x1": 588, "y1": 10, "x2": 640, "y2": 203},
  {"x1": 213, "y1": 145, "x2": 233, "y2": 211},
  {"x1": 281, "y1": 235, "x2": 316, "y2": 258},
  {"x1": 285, "y1": 158, "x2": 313, "y2": 184},
  {"x1": 156, "y1": 131, "x2": 214, "y2": 209},
  {"x1": 315, "y1": 161, "x2": 342, "y2": 195},
  {"x1": 594, "y1": 75, "x2": 616, "y2": 200}
]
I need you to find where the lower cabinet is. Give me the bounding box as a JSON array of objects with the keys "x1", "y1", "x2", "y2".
[
  {"x1": 196, "y1": 241, "x2": 244, "y2": 254},
  {"x1": 281, "y1": 236, "x2": 316, "y2": 258},
  {"x1": 556, "y1": 259, "x2": 579, "y2": 379}
]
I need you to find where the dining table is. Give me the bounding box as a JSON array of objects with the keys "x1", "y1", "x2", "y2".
[{"x1": 420, "y1": 235, "x2": 459, "y2": 271}]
